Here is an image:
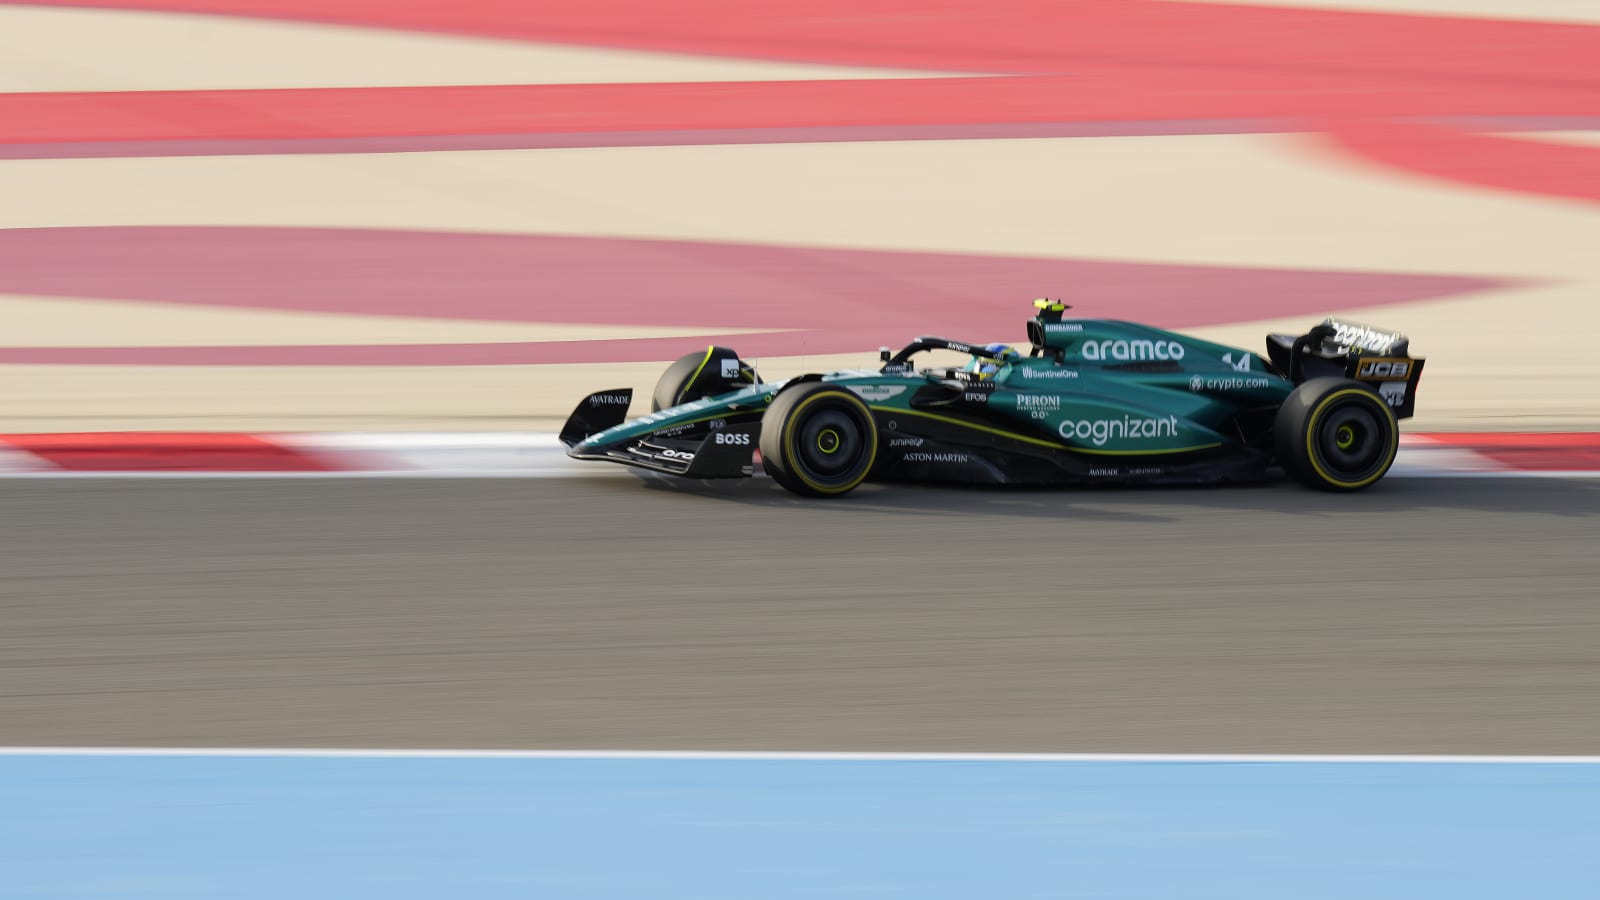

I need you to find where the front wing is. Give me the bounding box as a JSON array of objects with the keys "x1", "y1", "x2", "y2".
[{"x1": 571, "y1": 426, "x2": 760, "y2": 478}]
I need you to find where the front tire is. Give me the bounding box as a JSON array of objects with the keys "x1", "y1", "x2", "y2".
[
  {"x1": 652, "y1": 349, "x2": 717, "y2": 412},
  {"x1": 1274, "y1": 378, "x2": 1399, "y2": 491},
  {"x1": 760, "y1": 382, "x2": 879, "y2": 497}
]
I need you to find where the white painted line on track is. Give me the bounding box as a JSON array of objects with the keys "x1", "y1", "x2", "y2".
[
  {"x1": 3, "y1": 467, "x2": 1595, "y2": 480},
  {"x1": 5, "y1": 470, "x2": 1596, "y2": 480},
  {"x1": 0, "y1": 468, "x2": 626, "y2": 479},
  {"x1": 0, "y1": 433, "x2": 1593, "y2": 478},
  {"x1": 1386, "y1": 469, "x2": 1600, "y2": 479},
  {"x1": 0, "y1": 446, "x2": 48, "y2": 472},
  {"x1": 4, "y1": 747, "x2": 1600, "y2": 763}
]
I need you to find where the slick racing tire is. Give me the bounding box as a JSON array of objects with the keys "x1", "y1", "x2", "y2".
[
  {"x1": 1275, "y1": 377, "x2": 1399, "y2": 492},
  {"x1": 653, "y1": 349, "x2": 719, "y2": 412},
  {"x1": 760, "y1": 382, "x2": 879, "y2": 498}
]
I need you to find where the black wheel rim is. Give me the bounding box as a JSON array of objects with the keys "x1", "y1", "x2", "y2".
[
  {"x1": 793, "y1": 404, "x2": 870, "y2": 486},
  {"x1": 1313, "y1": 399, "x2": 1389, "y2": 480}
]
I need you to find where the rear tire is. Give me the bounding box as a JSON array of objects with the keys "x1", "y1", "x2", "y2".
[
  {"x1": 1275, "y1": 378, "x2": 1399, "y2": 491},
  {"x1": 760, "y1": 382, "x2": 879, "y2": 497}
]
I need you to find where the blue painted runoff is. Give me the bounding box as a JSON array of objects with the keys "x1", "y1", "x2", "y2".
[{"x1": 3, "y1": 754, "x2": 1598, "y2": 899}]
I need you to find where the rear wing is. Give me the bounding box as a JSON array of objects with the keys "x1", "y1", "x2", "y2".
[{"x1": 1266, "y1": 319, "x2": 1425, "y2": 419}]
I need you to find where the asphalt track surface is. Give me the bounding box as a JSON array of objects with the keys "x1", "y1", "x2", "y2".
[{"x1": 2, "y1": 475, "x2": 1597, "y2": 755}]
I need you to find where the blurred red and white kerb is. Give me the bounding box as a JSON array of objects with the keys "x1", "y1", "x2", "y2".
[{"x1": 0, "y1": 432, "x2": 1595, "y2": 476}]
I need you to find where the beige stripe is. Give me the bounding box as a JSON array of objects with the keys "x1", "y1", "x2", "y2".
[
  {"x1": 0, "y1": 6, "x2": 953, "y2": 93},
  {"x1": 2, "y1": 135, "x2": 1593, "y2": 277},
  {"x1": 1506, "y1": 130, "x2": 1600, "y2": 148},
  {"x1": 3, "y1": 133, "x2": 1595, "y2": 431},
  {"x1": 0, "y1": 295, "x2": 770, "y2": 347}
]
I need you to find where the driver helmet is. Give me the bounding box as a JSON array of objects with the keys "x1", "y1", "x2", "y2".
[{"x1": 967, "y1": 343, "x2": 1019, "y2": 380}]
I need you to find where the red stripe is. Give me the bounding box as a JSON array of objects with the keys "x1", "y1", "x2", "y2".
[
  {"x1": 4, "y1": 72, "x2": 1598, "y2": 147},
  {"x1": 3, "y1": 0, "x2": 1596, "y2": 146},
  {"x1": 5, "y1": 0, "x2": 1594, "y2": 206},
  {"x1": 1425, "y1": 433, "x2": 1600, "y2": 447},
  {"x1": 1416, "y1": 433, "x2": 1600, "y2": 471},
  {"x1": 3, "y1": 433, "x2": 333, "y2": 471},
  {"x1": 1320, "y1": 119, "x2": 1600, "y2": 204},
  {"x1": 14, "y1": 0, "x2": 1598, "y2": 84},
  {"x1": 0, "y1": 225, "x2": 1505, "y2": 366}
]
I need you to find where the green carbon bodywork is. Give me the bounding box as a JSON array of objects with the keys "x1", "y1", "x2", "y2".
[{"x1": 573, "y1": 319, "x2": 1294, "y2": 462}]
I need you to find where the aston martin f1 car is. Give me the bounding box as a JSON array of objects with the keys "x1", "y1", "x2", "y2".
[{"x1": 561, "y1": 301, "x2": 1425, "y2": 497}]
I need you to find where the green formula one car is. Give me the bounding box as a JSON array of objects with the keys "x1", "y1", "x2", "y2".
[{"x1": 561, "y1": 300, "x2": 1425, "y2": 497}]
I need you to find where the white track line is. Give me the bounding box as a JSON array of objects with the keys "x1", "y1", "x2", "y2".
[
  {"x1": 0, "y1": 434, "x2": 1592, "y2": 478},
  {"x1": 5, "y1": 469, "x2": 1597, "y2": 480},
  {"x1": 3, "y1": 747, "x2": 1600, "y2": 763}
]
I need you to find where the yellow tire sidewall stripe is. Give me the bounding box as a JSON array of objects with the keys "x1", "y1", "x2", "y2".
[
  {"x1": 1303, "y1": 388, "x2": 1399, "y2": 489},
  {"x1": 676, "y1": 346, "x2": 717, "y2": 406},
  {"x1": 781, "y1": 391, "x2": 878, "y2": 494}
]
